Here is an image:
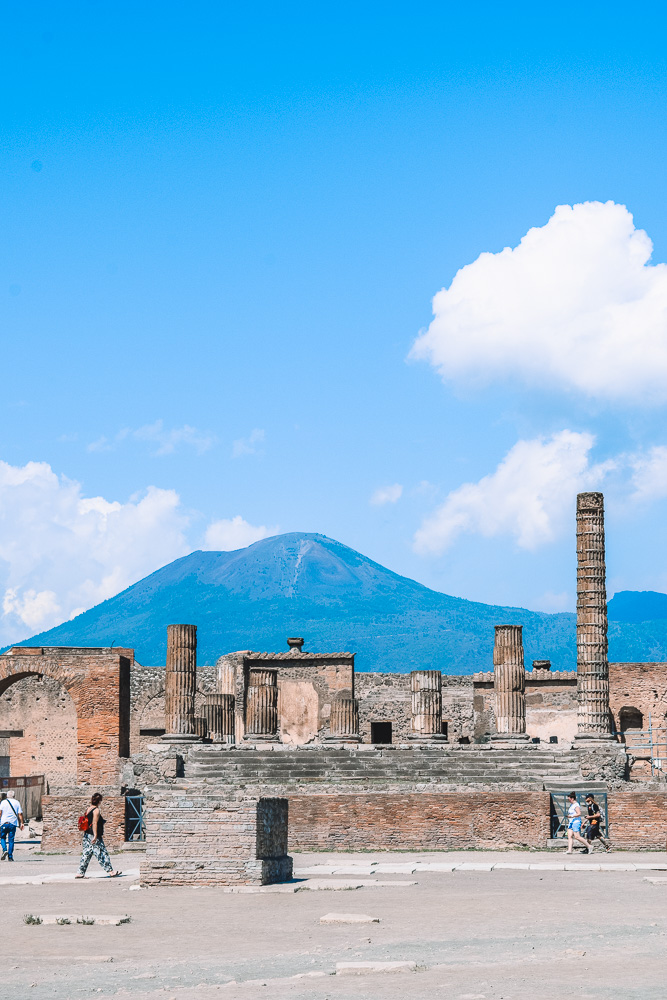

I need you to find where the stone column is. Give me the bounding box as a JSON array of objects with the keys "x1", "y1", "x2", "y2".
[
  {"x1": 244, "y1": 668, "x2": 279, "y2": 741},
  {"x1": 492, "y1": 625, "x2": 529, "y2": 743},
  {"x1": 409, "y1": 670, "x2": 446, "y2": 741},
  {"x1": 202, "y1": 694, "x2": 235, "y2": 743},
  {"x1": 162, "y1": 624, "x2": 201, "y2": 743},
  {"x1": 576, "y1": 492, "x2": 612, "y2": 739},
  {"x1": 326, "y1": 696, "x2": 361, "y2": 743}
]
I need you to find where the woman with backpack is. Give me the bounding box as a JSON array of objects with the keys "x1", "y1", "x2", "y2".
[{"x1": 75, "y1": 793, "x2": 122, "y2": 878}]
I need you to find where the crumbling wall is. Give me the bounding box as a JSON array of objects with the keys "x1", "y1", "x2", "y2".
[
  {"x1": 608, "y1": 791, "x2": 667, "y2": 848},
  {"x1": 0, "y1": 675, "x2": 77, "y2": 786},
  {"x1": 289, "y1": 792, "x2": 551, "y2": 850},
  {"x1": 141, "y1": 787, "x2": 292, "y2": 885},
  {"x1": 41, "y1": 793, "x2": 125, "y2": 851}
]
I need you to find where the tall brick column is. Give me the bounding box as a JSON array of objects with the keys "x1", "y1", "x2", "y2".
[
  {"x1": 492, "y1": 625, "x2": 529, "y2": 743},
  {"x1": 326, "y1": 696, "x2": 361, "y2": 743},
  {"x1": 162, "y1": 624, "x2": 201, "y2": 743},
  {"x1": 409, "y1": 670, "x2": 446, "y2": 742},
  {"x1": 576, "y1": 492, "x2": 613, "y2": 739},
  {"x1": 244, "y1": 668, "x2": 279, "y2": 741}
]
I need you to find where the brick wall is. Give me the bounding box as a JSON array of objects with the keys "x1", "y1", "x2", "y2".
[
  {"x1": 41, "y1": 793, "x2": 126, "y2": 850},
  {"x1": 288, "y1": 792, "x2": 551, "y2": 850},
  {"x1": 608, "y1": 791, "x2": 667, "y2": 849},
  {"x1": 0, "y1": 675, "x2": 77, "y2": 786},
  {"x1": 0, "y1": 648, "x2": 132, "y2": 787},
  {"x1": 141, "y1": 787, "x2": 291, "y2": 885}
]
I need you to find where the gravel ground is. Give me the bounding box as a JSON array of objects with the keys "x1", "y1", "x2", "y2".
[{"x1": 3, "y1": 846, "x2": 666, "y2": 1000}]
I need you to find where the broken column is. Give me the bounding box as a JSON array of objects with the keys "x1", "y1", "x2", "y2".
[
  {"x1": 202, "y1": 694, "x2": 234, "y2": 743},
  {"x1": 326, "y1": 695, "x2": 361, "y2": 743},
  {"x1": 576, "y1": 491, "x2": 612, "y2": 739},
  {"x1": 492, "y1": 625, "x2": 529, "y2": 743},
  {"x1": 244, "y1": 668, "x2": 279, "y2": 741},
  {"x1": 162, "y1": 624, "x2": 201, "y2": 743},
  {"x1": 409, "y1": 670, "x2": 446, "y2": 741}
]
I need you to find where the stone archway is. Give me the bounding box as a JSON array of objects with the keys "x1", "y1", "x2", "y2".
[
  {"x1": 0, "y1": 648, "x2": 131, "y2": 786},
  {"x1": 0, "y1": 675, "x2": 77, "y2": 787}
]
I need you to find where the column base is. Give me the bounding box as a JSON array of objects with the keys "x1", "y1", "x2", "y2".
[
  {"x1": 406, "y1": 734, "x2": 448, "y2": 743},
  {"x1": 160, "y1": 733, "x2": 203, "y2": 744},
  {"x1": 243, "y1": 734, "x2": 280, "y2": 743},
  {"x1": 490, "y1": 733, "x2": 532, "y2": 749},
  {"x1": 574, "y1": 732, "x2": 617, "y2": 744},
  {"x1": 323, "y1": 734, "x2": 362, "y2": 744}
]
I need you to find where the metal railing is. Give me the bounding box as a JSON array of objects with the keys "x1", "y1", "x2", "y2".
[
  {"x1": 550, "y1": 791, "x2": 609, "y2": 840},
  {"x1": 124, "y1": 793, "x2": 145, "y2": 842},
  {"x1": 620, "y1": 715, "x2": 667, "y2": 778}
]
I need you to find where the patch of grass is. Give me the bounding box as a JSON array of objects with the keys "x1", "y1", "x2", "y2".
[
  {"x1": 56, "y1": 918, "x2": 71, "y2": 925},
  {"x1": 24, "y1": 914, "x2": 42, "y2": 925},
  {"x1": 76, "y1": 917, "x2": 95, "y2": 926}
]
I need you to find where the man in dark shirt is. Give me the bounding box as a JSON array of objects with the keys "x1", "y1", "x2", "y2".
[{"x1": 585, "y1": 795, "x2": 611, "y2": 852}]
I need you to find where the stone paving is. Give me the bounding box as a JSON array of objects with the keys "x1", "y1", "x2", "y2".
[{"x1": 3, "y1": 846, "x2": 666, "y2": 1000}]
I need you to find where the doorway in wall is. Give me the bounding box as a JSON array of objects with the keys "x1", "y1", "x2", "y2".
[{"x1": 371, "y1": 721, "x2": 392, "y2": 744}]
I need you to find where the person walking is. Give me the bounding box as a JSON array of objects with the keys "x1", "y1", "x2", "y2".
[
  {"x1": 75, "y1": 793, "x2": 121, "y2": 879},
  {"x1": 0, "y1": 791, "x2": 24, "y2": 861},
  {"x1": 566, "y1": 792, "x2": 590, "y2": 854},
  {"x1": 584, "y1": 794, "x2": 611, "y2": 852}
]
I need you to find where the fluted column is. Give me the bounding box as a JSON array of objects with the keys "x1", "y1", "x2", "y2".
[
  {"x1": 576, "y1": 492, "x2": 612, "y2": 738},
  {"x1": 409, "y1": 670, "x2": 446, "y2": 741},
  {"x1": 326, "y1": 696, "x2": 361, "y2": 743},
  {"x1": 492, "y1": 625, "x2": 529, "y2": 742},
  {"x1": 244, "y1": 668, "x2": 279, "y2": 741},
  {"x1": 203, "y1": 693, "x2": 236, "y2": 743},
  {"x1": 162, "y1": 624, "x2": 201, "y2": 743}
]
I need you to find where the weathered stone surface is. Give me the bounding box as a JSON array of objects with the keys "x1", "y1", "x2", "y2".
[
  {"x1": 164, "y1": 624, "x2": 198, "y2": 739},
  {"x1": 493, "y1": 625, "x2": 527, "y2": 737},
  {"x1": 245, "y1": 668, "x2": 279, "y2": 740},
  {"x1": 576, "y1": 493, "x2": 612, "y2": 737},
  {"x1": 410, "y1": 670, "x2": 445, "y2": 740}
]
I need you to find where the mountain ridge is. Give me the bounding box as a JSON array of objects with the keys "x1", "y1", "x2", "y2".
[{"x1": 8, "y1": 532, "x2": 667, "y2": 672}]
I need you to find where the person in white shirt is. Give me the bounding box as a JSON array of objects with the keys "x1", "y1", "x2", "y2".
[{"x1": 0, "y1": 792, "x2": 24, "y2": 862}]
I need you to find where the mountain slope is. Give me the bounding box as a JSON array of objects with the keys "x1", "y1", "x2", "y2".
[{"x1": 10, "y1": 533, "x2": 667, "y2": 672}]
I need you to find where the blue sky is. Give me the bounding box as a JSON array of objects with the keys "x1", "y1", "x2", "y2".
[{"x1": 3, "y1": 2, "x2": 667, "y2": 643}]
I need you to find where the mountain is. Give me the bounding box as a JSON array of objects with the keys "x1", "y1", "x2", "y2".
[{"x1": 9, "y1": 533, "x2": 667, "y2": 672}]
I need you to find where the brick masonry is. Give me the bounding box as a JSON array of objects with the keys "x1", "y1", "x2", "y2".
[
  {"x1": 0, "y1": 647, "x2": 131, "y2": 787},
  {"x1": 288, "y1": 792, "x2": 551, "y2": 850},
  {"x1": 608, "y1": 791, "x2": 667, "y2": 849},
  {"x1": 141, "y1": 787, "x2": 292, "y2": 885},
  {"x1": 41, "y1": 793, "x2": 126, "y2": 851}
]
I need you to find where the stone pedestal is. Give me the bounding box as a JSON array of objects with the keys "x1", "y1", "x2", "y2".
[
  {"x1": 244, "y1": 668, "x2": 279, "y2": 742},
  {"x1": 575, "y1": 492, "x2": 613, "y2": 741},
  {"x1": 408, "y1": 670, "x2": 447, "y2": 742},
  {"x1": 492, "y1": 624, "x2": 530, "y2": 746},
  {"x1": 203, "y1": 693, "x2": 236, "y2": 743},
  {"x1": 325, "y1": 696, "x2": 361, "y2": 743},
  {"x1": 162, "y1": 624, "x2": 201, "y2": 744}
]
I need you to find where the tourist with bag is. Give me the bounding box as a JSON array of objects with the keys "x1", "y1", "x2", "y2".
[
  {"x1": 0, "y1": 791, "x2": 24, "y2": 861},
  {"x1": 75, "y1": 792, "x2": 122, "y2": 878}
]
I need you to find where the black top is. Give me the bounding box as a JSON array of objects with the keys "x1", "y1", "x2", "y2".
[
  {"x1": 587, "y1": 802, "x2": 601, "y2": 827},
  {"x1": 87, "y1": 808, "x2": 105, "y2": 837}
]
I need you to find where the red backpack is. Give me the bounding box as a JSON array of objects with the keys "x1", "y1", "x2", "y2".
[{"x1": 77, "y1": 810, "x2": 91, "y2": 832}]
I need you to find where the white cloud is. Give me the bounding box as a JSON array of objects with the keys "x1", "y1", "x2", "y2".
[
  {"x1": 414, "y1": 430, "x2": 612, "y2": 554},
  {"x1": 370, "y1": 483, "x2": 403, "y2": 506},
  {"x1": 411, "y1": 201, "x2": 667, "y2": 403},
  {"x1": 0, "y1": 460, "x2": 190, "y2": 644},
  {"x1": 87, "y1": 420, "x2": 214, "y2": 456},
  {"x1": 630, "y1": 445, "x2": 667, "y2": 502},
  {"x1": 204, "y1": 515, "x2": 277, "y2": 551},
  {"x1": 232, "y1": 428, "x2": 265, "y2": 458}
]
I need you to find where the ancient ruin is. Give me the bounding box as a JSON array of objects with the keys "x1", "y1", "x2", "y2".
[{"x1": 1, "y1": 490, "x2": 666, "y2": 883}]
